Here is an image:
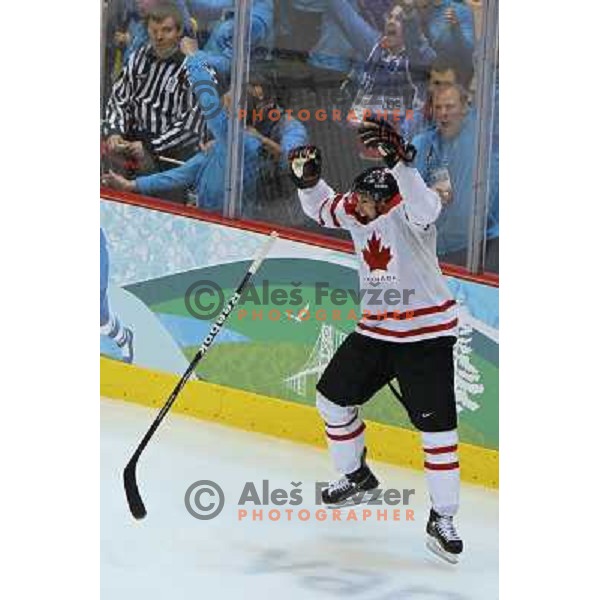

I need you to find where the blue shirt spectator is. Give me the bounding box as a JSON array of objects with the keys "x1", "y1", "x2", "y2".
[
  {"x1": 203, "y1": 0, "x2": 273, "y2": 56},
  {"x1": 401, "y1": 0, "x2": 475, "y2": 81},
  {"x1": 104, "y1": 53, "x2": 308, "y2": 211},
  {"x1": 191, "y1": 0, "x2": 274, "y2": 79},
  {"x1": 411, "y1": 83, "x2": 498, "y2": 257},
  {"x1": 279, "y1": 0, "x2": 396, "y2": 74},
  {"x1": 189, "y1": 0, "x2": 274, "y2": 53},
  {"x1": 121, "y1": 20, "x2": 148, "y2": 63},
  {"x1": 187, "y1": 0, "x2": 235, "y2": 21},
  {"x1": 308, "y1": 0, "x2": 362, "y2": 74},
  {"x1": 276, "y1": 0, "x2": 327, "y2": 56}
]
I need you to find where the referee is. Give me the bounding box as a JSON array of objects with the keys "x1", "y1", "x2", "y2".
[{"x1": 102, "y1": 1, "x2": 205, "y2": 178}]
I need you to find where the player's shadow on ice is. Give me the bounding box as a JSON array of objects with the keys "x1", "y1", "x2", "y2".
[{"x1": 242, "y1": 543, "x2": 465, "y2": 598}]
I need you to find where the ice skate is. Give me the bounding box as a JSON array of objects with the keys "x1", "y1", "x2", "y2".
[
  {"x1": 322, "y1": 449, "x2": 380, "y2": 507},
  {"x1": 425, "y1": 508, "x2": 463, "y2": 564}
]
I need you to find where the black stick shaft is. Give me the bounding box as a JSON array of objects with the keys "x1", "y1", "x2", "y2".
[{"x1": 124, "y1": 232, "x2": 278, "y2": 518}]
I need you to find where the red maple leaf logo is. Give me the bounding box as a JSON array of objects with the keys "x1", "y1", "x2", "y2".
[{"x1": 362, "y1": 232, "x2": 392, "y2": 272}]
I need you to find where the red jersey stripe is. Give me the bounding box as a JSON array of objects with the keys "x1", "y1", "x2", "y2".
[
  {"x1": 357, "y1": 318, "x2": 459, "y2": 339},
  {"x1": 330, "y1": 194, "x2": 344, "y2": 228},
  {"x1": 318, "y1": 198, "x2": 328, "y2": 226}
]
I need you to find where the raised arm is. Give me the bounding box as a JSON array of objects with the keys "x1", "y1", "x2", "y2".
[
  {"x1": 390, "y1": 161, "x2": 441, "y2": 227},
  {"x1": 185, "y1": 51, "x2": 228, "y2": 141},
  {"x1": 187, "y1": 0, "x2": 233, "y2": 22},
  {"x1": 203, "y1": 0, "x2": 273, "y2": 58},
  {"x1": 402, "y1": 2, "x2": 474, "y2": 68},
  {"x1": 328, "y1": 0, "x2": 380, "y2": 59},
  {"x1": 288, "y1": 146, "x2": 356, "y2": 230},
  {"x1": 274, "y1": 118, "x2": 309, "y2": 168},
  {"x1": 447, "y1": 3, "x2": 475, "y2": 67},
  {"x1": 400, "y1": 9, "x2": 436, "y2": 64},
  {"x1": 298, "y1": 180, "x2": 343, "y2": 228},
  {"x1": 358, "y1": 115, "x2": 440, "y2": 227}
]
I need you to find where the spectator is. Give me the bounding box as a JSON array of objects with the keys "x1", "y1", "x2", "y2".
[
  {"x1": 411, "y1": 83, "x2": 498, "y2": 270},
  {"x1": 103, "y1": 1, "x2": 205, "y2": 177},
  {"x1": 102, "y1": 54, "x2": 308, "y2": 215},
  {"x1": 356, "y1": 0, "x2": 396, "y2": 33},
  {"x1": 399, "y1": 0, "x2": 475, "y2": 84},
  {"x1": 276, "y1": 1, "x2": 328, "y2": 58},
  {"x1": 429, "y1": 58, "x2": 468, "y2": 91},
  {"x1": 200, "y1": 0, "x2": 274, "y2": 77},
  {"x1": 242, "y1": 71, "x2": 311, "y2": 221},
  {"x1": 307, "y1": 0, "x2": 363, "y2": 78},
  {"x1": 420, "y1": 59, "x2": 470, "y2": 129},
  {"x1": 328, "y1": 0, "x2": 434, "y2": 138},
  {"x1": 161, "y1": 1, "x2": 273, "y2": 82}
]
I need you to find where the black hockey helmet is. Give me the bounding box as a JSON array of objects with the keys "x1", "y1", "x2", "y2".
[{"x1": 351, "y1": 167, "x2": 399, "y2": 204}]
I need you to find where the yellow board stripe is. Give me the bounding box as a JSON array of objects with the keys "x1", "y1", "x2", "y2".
[{"x1": 101, "y1": 357, "x2": 498, "y2": 488}]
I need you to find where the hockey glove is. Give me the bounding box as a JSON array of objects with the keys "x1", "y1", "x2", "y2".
[
  {"x1": 288, "y1": 145, "x2": 322, "y2": 189},
  {"x1": 358, "y1": 116, "x2": 416, "y2": 167}
]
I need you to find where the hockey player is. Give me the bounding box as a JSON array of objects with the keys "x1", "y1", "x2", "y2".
[
  {"x1": 100, "y1": 228, "x2": 134, "y2": 364},
  {"x1": 288, "y1": 117, "x2": 463, "y2": 563}
]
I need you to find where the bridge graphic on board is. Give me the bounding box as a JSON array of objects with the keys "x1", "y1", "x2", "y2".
[{"x1": 283, "y1": 324, "x2": 348, "y2": 398}]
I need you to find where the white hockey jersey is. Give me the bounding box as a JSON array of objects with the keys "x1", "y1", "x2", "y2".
[{"x1": 298, "y1": 162, "x2": 458, "y2": 344}]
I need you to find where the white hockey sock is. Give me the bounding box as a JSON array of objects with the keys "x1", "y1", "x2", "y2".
[
  {"x1": 100, "y1": 313, "x2": 128, "y2": 346},
  {"x1": 422, "y1": 429, "x2": 460, "y2": 517},
  {"x1": 316, "y1": 392, "x2": 365, "y2": 475}
]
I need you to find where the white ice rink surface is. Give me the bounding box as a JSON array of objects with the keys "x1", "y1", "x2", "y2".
[{"x1": 101, "y1": 398, "x2": 499, "y2": 600}]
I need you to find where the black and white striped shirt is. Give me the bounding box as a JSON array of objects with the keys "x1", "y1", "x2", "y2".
[{"x1": 104, "y1": 44, "x2": 204, "y2": 155}]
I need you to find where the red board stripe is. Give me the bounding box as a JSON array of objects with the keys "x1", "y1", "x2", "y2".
[
  {"x1": 326, "y1": 422, "x2": 366, "y2": 442},
  {"x1": 101, "y1": 188, "x2": 499, "y2": 286}
]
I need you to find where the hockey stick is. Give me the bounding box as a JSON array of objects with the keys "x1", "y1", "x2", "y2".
[{"x1": 123, "y1": 231, "x2": 279, "y2": 519}]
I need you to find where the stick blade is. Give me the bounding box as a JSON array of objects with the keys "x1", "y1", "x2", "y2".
[{"x1": 123, "y1": 459, "x2": 147, "y2": 520}]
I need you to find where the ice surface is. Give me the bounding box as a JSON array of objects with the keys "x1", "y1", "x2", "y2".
[{"x1": 101, "y1": 399, "x2": 498, "y2": 600}]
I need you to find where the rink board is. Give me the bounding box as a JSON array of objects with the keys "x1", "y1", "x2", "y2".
[
  {"x1": 101, "y1": 357, "x2": 498, "y2": 488},
  {"x1": 100, "y1": 193, "x2": 499, "y2": 488},
  {"x1": 100, "y1": 195, "x2": 499, "y2": 449}
]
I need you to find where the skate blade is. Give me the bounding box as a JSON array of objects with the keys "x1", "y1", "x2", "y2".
[
  {"x1": 324, "y1": 488, "x2": 381, "y2": 509},
  {"x1": 426, "y1": 535, "x2": 460, "y2": 565}
]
